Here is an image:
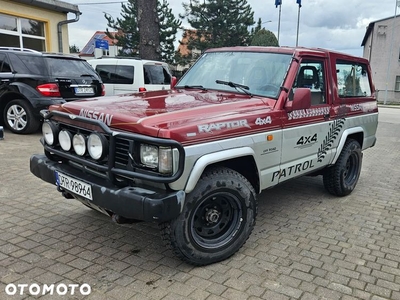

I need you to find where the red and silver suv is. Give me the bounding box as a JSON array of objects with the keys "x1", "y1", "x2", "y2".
[{"x1": 30, "y1": 46, "x2": 378, "y2": 265}]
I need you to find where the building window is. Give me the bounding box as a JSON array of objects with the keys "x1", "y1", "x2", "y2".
[
  {"x1": 0, "y1": 13, "x2": 46, "y2": 51},
  {"x1": 395, "y1": 76, "x2": 400, "y2": 92}
]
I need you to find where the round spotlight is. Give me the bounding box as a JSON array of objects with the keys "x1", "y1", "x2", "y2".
[
  {"x1": 59, "y1": 130, "x2": 72, "y2": 151},
  {"x1": 88, "y1": 133, "x2": 108, "y2": 160},
  {"x1": 42, "y1": 121, "x2": 58, "y2": 146},
  {"x1": 73, "y1": 133, "x2": 86, "y2": 156}
]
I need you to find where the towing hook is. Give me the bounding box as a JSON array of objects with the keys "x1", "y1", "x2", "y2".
[
  {"x1": 111, "y1": 214, "x2": 141, "y2": 224},
  {"x1": 57, "y1": 186, "x2": 74, "y2": 199}
]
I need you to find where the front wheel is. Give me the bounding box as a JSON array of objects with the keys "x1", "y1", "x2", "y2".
[
  {"x1": 323, "y1": 139, "x2": 362, "y2": 196},
  {"x1": 4, "y1": 99, "x2": 40, "y2": 134},
  {"x1": 160, "y1": 167, "x2": 257, "y2": 266}
]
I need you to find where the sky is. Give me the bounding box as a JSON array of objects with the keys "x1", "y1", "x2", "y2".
[{"x1": 67, "y1": 0, "x2": 400, "y2": 57}]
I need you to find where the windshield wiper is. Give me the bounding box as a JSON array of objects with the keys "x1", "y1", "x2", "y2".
[
  {"x1": 176, "y1": 85, "x2": 207, "y2": 90},
  {"x1": 215, "y1": 80, "x2": 252, "y2": 96}
]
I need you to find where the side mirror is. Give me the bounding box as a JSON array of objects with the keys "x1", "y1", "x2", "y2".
[
  {"x1": 286, "y1": 88, "x2": 311, "y2": 112},
  {"x1": 171, "y1": 76, "x2": 177, "y2": 89}
]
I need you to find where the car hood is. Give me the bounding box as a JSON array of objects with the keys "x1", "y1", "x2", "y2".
[{"x1": 54, "y1": 89, "x2": 276, "y2": 142}]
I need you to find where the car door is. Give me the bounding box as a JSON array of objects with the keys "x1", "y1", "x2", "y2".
[{"x1": 276, "y1": 58, "x2": 334, "y2": 184}]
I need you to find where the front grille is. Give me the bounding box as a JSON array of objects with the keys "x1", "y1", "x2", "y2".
[{"x1": 115, "y1": 137, "x2": 130, "y2": 167}]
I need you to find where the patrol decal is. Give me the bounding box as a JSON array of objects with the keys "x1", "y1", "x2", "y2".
[
  {"x1": 288, "y1": 107, "x2": 330, "y2": 120},
  {"x1": 79, "y1": 109, "x2": 113, "y2": 126},
  {"x1": 272, "y1": 160, "x2": 315, "y2": 182},
  {"x1": 255, "y1": 116, "x2": 272, "y2": 125},
  {"x1": 198, "y1": 119, "x2": 250, "y2": 133},
  {"x1": 317, "y1": 118, "x2": 345, "y2": 162}
]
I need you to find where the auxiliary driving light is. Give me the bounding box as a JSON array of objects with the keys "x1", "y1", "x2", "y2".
[
  {"x1": 42, "y1": 121, "x2": 58, "y2": 146},
  {"x1": 87, "y1": 133, "x2": 108, "y2": 160},
  {"x1": 73, "y1": 133, "x2": 86, "y2": 156},
  {"x1": 59, "y1": 129, "x2": 72, "y2": 151}
]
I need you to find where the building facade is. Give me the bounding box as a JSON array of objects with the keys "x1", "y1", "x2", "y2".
[
  {"x1": 0, "y1": 0, "x2": 80, "y2": 53},
  {"x1": 362, "y1": 15, "x2": 400, "y2": 104}
]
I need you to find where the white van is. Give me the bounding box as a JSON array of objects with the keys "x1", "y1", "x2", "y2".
[{"x1": 88, "y1": 58, "x2": 173, "y2": 96}]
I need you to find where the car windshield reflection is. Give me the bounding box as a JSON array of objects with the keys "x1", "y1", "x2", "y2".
[{"x1": 178, "y1": 51, "x2": 291, "y2": 99}]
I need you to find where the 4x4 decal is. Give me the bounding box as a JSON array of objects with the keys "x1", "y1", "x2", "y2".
[
  {"x1": 317, "y1": 118, "x2": 346, "y2": 162},
  {"x1": 296, "y1": 133, "x2": 317, "y2": 148}
]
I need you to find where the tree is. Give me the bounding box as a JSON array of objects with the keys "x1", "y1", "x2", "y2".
[
  {"x1": 250, "y1": 18, "x2": 262, "y2": 36},
  {"x1": 180, "y1": 0, "x2": 255, "y2": 54},
  {"x1": 69, "y1": 44, "x2": 80, "y2": 53},
  {"x1": 105, "y1": 1, "x2": 140, "y2": 56},
  {"x1": 137, "y1": 0, "x2": 159, "y2": 60},
  {"x1": 104, "y1": 0, "x2": 180, "y2": 63},
  {"x1": 159, "y1": 0, "x2": 182, "y2": 63},
  {"x1": 250, "y1": 29, "x2": 279, "y2": 47}
]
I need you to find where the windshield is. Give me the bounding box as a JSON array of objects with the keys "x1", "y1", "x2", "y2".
[{"x1": 177, "y1": 51, "x2": 292, "y2": 98}]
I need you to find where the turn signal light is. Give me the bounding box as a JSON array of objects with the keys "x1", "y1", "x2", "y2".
[{"x1": 139, "y1": 87, "x2": 147, "y2": 92}]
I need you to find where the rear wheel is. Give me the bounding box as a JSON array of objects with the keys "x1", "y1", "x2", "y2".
[
  {"x1": 160, "y1": 167, "x2": 257, "y2": 266},
  {"x1": 323, "y1": 139, "x2": 362, "y2": 196},
  {"x1": 4, "y1": 99, "x2": 40, "y2": 134}
]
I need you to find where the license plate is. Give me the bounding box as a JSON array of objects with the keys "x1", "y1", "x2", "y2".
[
  {"x1": 75, "y1": 87, "x2": 94, "y2": 94},
  {"x1": 55, "y1": 172, "x2": 93, "y2": 200}
]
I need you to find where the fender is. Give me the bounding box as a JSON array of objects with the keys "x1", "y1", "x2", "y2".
[
  {"x1": 184, "y1": 147, "x2": 257, "y2": 193},
  {"x1": 331, "y1": 127, "x2": 364, "y2": 164},
  {"x1": 8, "y1": 81, "x2": 43, "y2": 100}
]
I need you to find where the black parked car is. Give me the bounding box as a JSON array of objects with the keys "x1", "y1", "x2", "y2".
[{"x1": 0, "y1": 48, "x2": 104, "y2": 134}]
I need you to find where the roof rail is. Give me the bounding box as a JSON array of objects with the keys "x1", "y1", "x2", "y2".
[{"x1": 0, "y1": 47, "x2": 41, "y2": 53}]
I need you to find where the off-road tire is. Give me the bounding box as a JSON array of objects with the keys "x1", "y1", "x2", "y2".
[
  {"x1": 4, "y1": 99, "x2": 40, "y2": 134},
  {"x1": 323, "y1": 139, "x2": 362, "y2": 197},
  {"x1": 160, "y1": 167, "x2": 257, "y2": 266}
]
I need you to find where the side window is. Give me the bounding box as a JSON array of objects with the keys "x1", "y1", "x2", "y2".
[
  {"x1": 336, "y1": 61, "x2": 371, "y2": 98},
  {"x1": 143, "y1": 65, "x2": 171, "y2": 85},
  {"x1": 294, "y1": 60, "x2": 326, "y2": 105},
  {"x1": 0, "y1": 53, "x2": 12, "y2": 72},
  {"x1": 95, "y1": 65, "x2": 134, "y2": 84}
]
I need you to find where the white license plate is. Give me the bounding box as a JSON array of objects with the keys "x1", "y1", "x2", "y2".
[
  {"x1": 75, "y1": 87, "x2": 94, "y2": 94},
  {"x1": 55, "y1": 172, "x2": 93, "y2": 200}
]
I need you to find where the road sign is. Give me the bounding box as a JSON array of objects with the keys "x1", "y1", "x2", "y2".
[{"x1": 95, "y1": 39, "x2": 109, "y2": 50}]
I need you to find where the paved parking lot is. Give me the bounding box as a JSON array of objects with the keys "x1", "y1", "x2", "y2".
[{"x1": 0, "y1": 107, "x2": 399, "y2": 300}]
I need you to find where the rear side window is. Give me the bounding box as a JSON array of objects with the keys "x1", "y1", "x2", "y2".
[
  {"x1": 95, "y1": 65, "x2": 134, "y2": 84},
  {"x1": 336, "y1": 60, "x2": 371, "y2": 98},
  {"x1": 0, "y1": 53, "x2": 11, "y2": 72},
  {"x1": 9, "y1": 53, "x2": 46, "y2": 75},
  {"x1": 47, "y1": 58, "x2": 98, "y2": 78},
  {"x1": 143, "y1": 65, "x2": 171, "y2": 85}
]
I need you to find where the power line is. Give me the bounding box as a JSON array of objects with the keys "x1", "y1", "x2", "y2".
[{"x1": 72, "y1": 1, "x2": 128, "y2": 5}]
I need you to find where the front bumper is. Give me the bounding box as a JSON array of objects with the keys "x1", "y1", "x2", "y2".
[{"x1": 30, "y1": 154, "x2": 185, "y2": 223}]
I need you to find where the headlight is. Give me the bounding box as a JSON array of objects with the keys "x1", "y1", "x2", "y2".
[
  {"x1": 140, "y1": 144, "x2": 158, "y2": 168},
  {"x1": 88, "y1": 133, "x2": 108, "y2": 160},
  {"x1": 42, "y1": 121, "x2": 58, "y2": 145},
  {"x1": 73, "y1": 133, "x2": 86, "y2": 156},
  {"x1": 140, "y1": 144, "x2": 173, "y2": 174},
  {"x1": 59, "y1": 130, "x2": 72, "y2": 151}
]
